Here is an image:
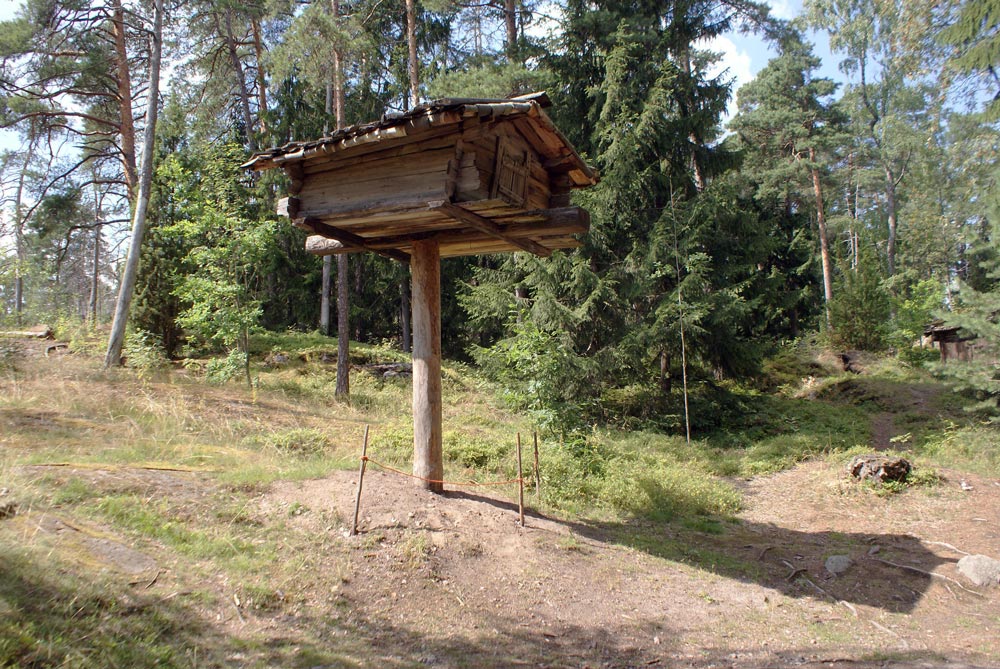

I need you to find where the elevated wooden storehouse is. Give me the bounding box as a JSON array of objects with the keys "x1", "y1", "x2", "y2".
[
  {"x1": 245, "y1": 93, "x2": 598, "y2": 492},
  {"x1": 923, "y1": 321, "x2": 975, "y2": 363},
  {"x1": 244, "y1": 92, "x2": 597, "y2": 260}
]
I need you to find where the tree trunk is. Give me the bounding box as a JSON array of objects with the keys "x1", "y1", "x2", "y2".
[
  {"x1": 400, "y1": 276, "x2": 411, "y2": 352},
  {"x1": 320, "y1": 0, "x2": 346, "y2": 339},
  {"x1": 13, "y1": 132, "x2": 33, "y2": 326},
  {"x1": 336, "y1": 254, "x2": 350, "y2": 397},
  {"x1": 90, "y1": 230, "x2": 100, "y2": 327},
  {"x1": 884, "y1": 163, "x2": 898, "y2": 276},
  {"x1": 809, "y1": 149, "x2": 834, "y2": 328},
  {"x1": 321, "y1": 256, "x2": 332, "y2": 335},
  {"x1": 251, "y1": 18, "x2": 268, "y2": 138},
  {"x1": 332, "y1": 0, "x2": 345, "y2": 126},
  {"x1": 503, "y1": 0, "x2": 517, "y2": 60},
  {"x1": 659, "y1": 349, "x2": 671, "y2": 394},
  {"x1": 105, "y1": 0, "x2": 163, "y2": 368},
  {"x1": 331, "y1": 0, "x2": 349, "y2": 396},
  {"x1": 353, "y1": 258, "x2": 362, "y2": 341},
  {"x1": 514, "y1": 284, "x2": 528, "y2": 323},
  {"x1": 405, "y1": 0, "x2": 419, "y2": 108},
  {"x1": 222, "y1": 9, "x2": 256, "y2": 151},
  {"x1": 110, "y1": 0, "x2": 137, "y2": 201},
  {"x1": 90, "y1": 180, "x2": 103, "y2": 329}
]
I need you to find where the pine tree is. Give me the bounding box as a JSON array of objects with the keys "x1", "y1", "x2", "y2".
[{"x1": 730, "y1": 35, "x2": 846, "y2": 328}]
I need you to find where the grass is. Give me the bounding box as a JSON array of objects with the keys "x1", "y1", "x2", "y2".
[
  {"x1": 0, "y1": 546, "x2": 210, "y2": 668},
  {"x1": 1, "y1": 331, "x2": 997, "y2": 667}
]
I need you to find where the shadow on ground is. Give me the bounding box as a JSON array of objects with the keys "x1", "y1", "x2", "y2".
[
  {"x1": 447, "y1": 489, "x2": 952, "y2": 615},
  {"x1": 0, "y1": 515, "x2": 983, "y2": 669}
]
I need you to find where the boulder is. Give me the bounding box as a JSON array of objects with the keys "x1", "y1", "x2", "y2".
[
  {"x1": 957, "y1": 554, "x2": 1000, "y2": 587},
  {"x1": 848, "y1": 455, "x2": 912, "y2": 483},
  {"x1": 825, "y1": 555, "x2": 853, "y2": 576}
]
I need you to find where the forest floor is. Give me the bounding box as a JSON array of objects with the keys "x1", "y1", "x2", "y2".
[{"x1": 1, "y1": 334, "x2": 998, "y2": 668}]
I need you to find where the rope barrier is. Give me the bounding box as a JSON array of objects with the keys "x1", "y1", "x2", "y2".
[{"x1": 361, "y1": 456, "x2": 523, "y2": 488}]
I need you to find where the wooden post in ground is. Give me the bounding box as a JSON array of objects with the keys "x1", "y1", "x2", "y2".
[
  {"x1": 516, "y1": 432, "x2": 525, "y2": 526},
  {"x1": 351, "y1": 425, "x2": 370, "y2": 535},
  {"x1": 533, "y1": 431, "x2": 541, "y2": 500},
  {"x1": 411, "y1": 239, "x2": 443, "y2": 492}
]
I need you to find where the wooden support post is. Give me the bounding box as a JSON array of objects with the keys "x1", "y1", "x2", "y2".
[
  {"x1": 411, "y1": 239, "x2": 443, "y2": 492},
  {"x1": 533, "y1": 431, "x2": 541, "y2": 500},
  {"x1": 516, "y1": 433, "x2": 525, "y2": 527},
  {"x1": 351, "y1": 425, "x2": 370, "y2": 535}
]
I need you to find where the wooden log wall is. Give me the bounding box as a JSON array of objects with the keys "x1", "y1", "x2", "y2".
[{"x1": 279, "y1": 111, "x2": 587, "y2": 259}]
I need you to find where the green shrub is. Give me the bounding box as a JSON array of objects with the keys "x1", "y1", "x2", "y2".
[
  {"x1": 205, "y1": 349, "x2": 247, "y2": 384},
  {"x1": 246, "y1": 428, "x2": 332, "y2": 456},
  {"x1": 0, "y1": 340, "x2": 21, "y2": 375},
  {"x1": 123, "y1": 329, "x2": 168, "y2": 379},
  {"x1": 828, "y1": 260, "x2": 891, "y2": 351},
  {"x1": 445, "y1": 433, "x2": 509, "y2": 470}
]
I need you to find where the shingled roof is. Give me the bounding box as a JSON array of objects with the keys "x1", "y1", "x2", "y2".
[{"x1": 243, "y1": 92, "x2": 598, "y2": 188}]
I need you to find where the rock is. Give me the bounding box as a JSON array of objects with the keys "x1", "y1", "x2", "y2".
[
  {"x1": 825, "y1": 555, "x2": 853, "y2": 576},
  {"x1": 264, "y1": 352, "x2": 290, "y2": 367},
  {"x1": 840, "y1": 352, "x2": 863, "y2": 374},
  {"x1": 957, "y1": 554, "x2": 1000, "y2": 587},
  {"x1": 0, "y1": 501, "x2": 17, "y2": 519},
  {"x1": 848, "y1": 454, "x2": 912, "y2": 483}
]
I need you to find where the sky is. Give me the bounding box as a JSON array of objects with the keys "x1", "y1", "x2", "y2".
[
  {"x1": 0, "y1": 1, "x2": 20, "y2": 153},
  {"x1": 0, "y1": 0, "x2": 844, "y2": 153},
  {"x1": 705, "y1": 0, "x2": 843, "y2": 124}
]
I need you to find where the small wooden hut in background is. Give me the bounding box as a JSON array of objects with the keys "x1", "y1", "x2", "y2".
[
  {"x1": 923, "y1": 321, "x2": 975, "y2": 363},
  {"x1": 245, "y1": 92, "x2": 598, "y2": 491}
]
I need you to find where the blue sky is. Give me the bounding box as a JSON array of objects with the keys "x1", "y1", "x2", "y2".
[{"x1": 706, "y1": 0, "x2": 843, "y2": 123}]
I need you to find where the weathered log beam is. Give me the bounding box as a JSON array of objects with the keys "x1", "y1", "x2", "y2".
[
  {"x1": 303, "y1": 206, "x2": 589, "y2": 256},
  {"x1": 294, "y1": 217, "x2": 410, "y2": 263},
  {"x1": 435, "y1": 202, "x2": 551, "y2": 257},
  {"x1": 0, "y1": 328, "x2": 53, "y2": 339}
]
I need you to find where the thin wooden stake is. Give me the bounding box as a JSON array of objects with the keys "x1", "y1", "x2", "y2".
[
  {"x1": 516, "y1": 432, "x2": 525, "y2": 527},
  {"x1": 532, "y1": 431, "x2": 541, "y2": 501},
  {"x1": 351, "y1": 425, "x2": 370, "y2": 535}
]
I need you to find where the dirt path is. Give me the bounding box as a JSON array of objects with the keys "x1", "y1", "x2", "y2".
[{"x1": 868, "y1": 381, "x2": 945, "y2": 451}]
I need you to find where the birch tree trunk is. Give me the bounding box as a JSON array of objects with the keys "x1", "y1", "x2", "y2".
[{"x1": 105, "y1": 0, "x2": 163, "y2": 368}]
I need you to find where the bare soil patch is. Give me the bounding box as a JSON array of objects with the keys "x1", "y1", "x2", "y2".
[{"x1": 237, "y1": 459, "x2": 999, "y2": 668}]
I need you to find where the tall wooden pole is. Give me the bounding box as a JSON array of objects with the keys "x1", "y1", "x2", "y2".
[{"x1": 411, "y1": 240, "x2": 442, "y2": 492}]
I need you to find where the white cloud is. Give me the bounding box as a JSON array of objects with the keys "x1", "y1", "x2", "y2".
[
  {"x1": 768, "y1": 0, "x2": 800, "y2": 21},
  {"x1": 702, "y1": 36, "x2": 754, "y2": 91},
  {"x1": 698, "y1": 35, "x2": 757, "y2": 129},
  {"x1": 0, "y1": 1, "x2": 24, "y2": 22}
]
